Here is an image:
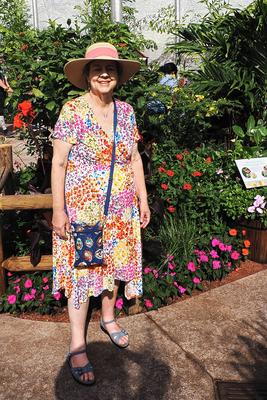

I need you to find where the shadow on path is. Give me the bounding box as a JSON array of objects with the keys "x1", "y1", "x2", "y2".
[{"x1": 54, "y1": 339, "x2": 171, "y2": 400}]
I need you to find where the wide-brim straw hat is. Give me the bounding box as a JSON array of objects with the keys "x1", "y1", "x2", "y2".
[{"x1": 64, "y1": 42, "x2": 141, "y2": 89}]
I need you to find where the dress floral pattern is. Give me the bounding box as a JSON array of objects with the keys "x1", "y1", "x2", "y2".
[{"x1": 52, "y1": 95, "x2": 142, "y2": 309}]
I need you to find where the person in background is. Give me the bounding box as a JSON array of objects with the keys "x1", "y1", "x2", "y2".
[
  {"x1": 159, "y1": 62, "x2": 178, "y2": 88},
  {"x1": 0, "y1": 55, "x2": 13, "y2": 135}
]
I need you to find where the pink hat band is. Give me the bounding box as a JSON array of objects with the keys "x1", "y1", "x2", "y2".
[{"x1": 85, "y1": 46, "x2": 118, "y2": 60}]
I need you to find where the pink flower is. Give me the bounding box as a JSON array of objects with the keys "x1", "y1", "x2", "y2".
[
  {"x1": 24, "y1": 278, "x2": 33, "y2": 289},
  {"x1": 43, "y1": 285, "x2": 49, "y2": 291},
  {"x1": 14, "y1": 285, "x2": 21, "y2": 294},
  {"x1": 218, "y1": 243, "x2": 227, "y2": 251},
  {"x1": 212, "y1": 260, "x2": 221, "y2": 269},
  {"x1": 211, "y1": 238, "x2": 220, "y2": 247},
  {"x1": 210, "y1": 250, "x2": 219, "y2": 259},
  {"x1": 13, "y1": 278, "x2": 21, "y2": 284},
  {"x1": 53, "y1": 292, "x2": 62, "y2": 301},
  {"x1": 231, "y1": 251, "x2": 240, "y2": 260},
  {"x1": 153, "y1": 269, "x2": 159, "y2": 279},
  {"x1": 7, "y1": 294, "x2": 17, "y2": 305},
  {"x1": 178, "y1": 285, "x2": 186, "y2": 294},
  {"x1": 42, "y1": 277, "x2": 49, "y2": 283},
  {"x1": 168, "y1": 262, "x2": 175, "y2": 270},
  {"x1": 23, "y1": 294, "x2": 32, "y2": 301},
  {"x1": 167, "y1": 254, "x2": 174, "y2": 261},
  {"x1": 199, "y1": 254, "x2": 209, "y2": 263},
  {"x1": 40, "y1": 293, "x2": 45, "y2": 301},
  {"x1": 30, "y1": 288, "x2": 37, "y2": 295},
  {"x1": 144, "y1": 299, "x2": 153, "y2": 309},
  {"x1": 144, "y1": 267, "x2": 151, "y2": 274},
  {"x1": 7, "y1": 272, "x2": 13, "y2": 277},
  {"x1": 115, "y1": 298, "x2": 123, "y2": 310},
  {"x1": 192, "y1": 277, "x2": 201, "y2": 284},
  {"x1": 187, "y1": 262, "x2": 196, "y2": 272},
  {"x1": 227, "y1": 262, "x2": 232, "y2": 267},
  {"x1": 170, "y1": 272, "x2": 176, "y2": 276},
  {"x1": 225, "y1": 245, "x2": 232, "y2": 252}
]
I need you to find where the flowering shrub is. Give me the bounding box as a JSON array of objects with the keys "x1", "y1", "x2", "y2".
[
  {"x1": 142, "y1": 228, "x2": 249, "y2": 310},
  {"x1": 0, "y1": 271, "x2": 65, "y2": 314},
  {"x1": 248, "y1": 195, "x2": 266, "y2": 216}
]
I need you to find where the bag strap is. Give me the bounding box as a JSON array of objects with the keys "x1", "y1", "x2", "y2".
[{"x1": 103, "y1": 99, "x2": 117, "y2": 216}]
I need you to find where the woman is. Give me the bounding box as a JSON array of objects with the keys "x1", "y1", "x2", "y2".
[{"x1": 51, "y1": 42, "x2": 150, "y2": 385}]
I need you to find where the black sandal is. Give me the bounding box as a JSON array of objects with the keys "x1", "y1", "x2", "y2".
[{"x1": 67, "y1": 349, "x2": 95, "y2": 385}]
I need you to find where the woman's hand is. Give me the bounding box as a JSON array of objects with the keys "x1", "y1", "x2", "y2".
[
  {"x1": 139, "y1": 199, "x2": 151, "y2": 229},
  {"x1": 52, "y1": 210, "x2": 70, "y2": 239}
]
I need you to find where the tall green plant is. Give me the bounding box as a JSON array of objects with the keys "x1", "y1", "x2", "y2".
[{"x1": 170, "y1": 0, "x2": 267, "y2": 124}]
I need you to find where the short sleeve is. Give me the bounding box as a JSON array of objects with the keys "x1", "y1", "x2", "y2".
[
  {"x1": 52, "y1": 102, "x2": 77, "y2": 145},
  {"x1": 129, "y1": 108, "x2": 141, "y2": 142}
]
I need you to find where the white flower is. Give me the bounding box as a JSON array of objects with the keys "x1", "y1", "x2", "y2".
[
  {"x1": 247, "y1": 206, "x2": 255, "y2": 213},
  {"x1": 216, "y1": 168, "x2": 224, "y2": 175},
  {"x1": 256, "y1": 207, "x2": 264, "y2": 214}
]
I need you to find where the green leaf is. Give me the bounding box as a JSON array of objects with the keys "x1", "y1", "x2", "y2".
[
  {"x1": 246, "y1": 115, "x2": 255, "y2": 131},
  {"x1": 232, "y1": 125, "x2": 245, "y2": 137},
  {"x1": 32, "y1": 88, "x2": 45, "y2": 98},
  {"x1": 45, "y1": 101, "x2": 56, "y2": 111}
]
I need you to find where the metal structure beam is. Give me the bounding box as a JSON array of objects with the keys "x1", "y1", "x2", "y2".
[{"x1": 111, "y1": 0, "x2": 122, "y2": 23}]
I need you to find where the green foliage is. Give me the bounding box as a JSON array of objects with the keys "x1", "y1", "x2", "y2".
[{"x1": 170, "y1": 0, "x2": 267, "y2": 125}]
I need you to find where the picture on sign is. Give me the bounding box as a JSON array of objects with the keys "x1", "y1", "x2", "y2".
[{"x1": 235, "y1": 157, "x2": 267, "y2": 188}]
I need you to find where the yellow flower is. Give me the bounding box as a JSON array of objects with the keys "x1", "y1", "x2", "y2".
[{"x1": 195, "y1": 95, "x2": 204, "y2": 102}]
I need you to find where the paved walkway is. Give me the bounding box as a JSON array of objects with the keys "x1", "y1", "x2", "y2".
[{"x1": 1, "y1": 269, "x2": 266, "y2": 400}]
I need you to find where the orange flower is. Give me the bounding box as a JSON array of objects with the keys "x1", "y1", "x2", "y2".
[
  {"x1": 244, "y1": 240, "x2": 251, "y2": 248},
  {"x1": 205, "y1": 156, "x2": 212, "y2": 163},
  {"x1": 176, "y1": 153, "x2": 183, "y2": 161},
  {"x1": 242, "y1": 248, "x2": 249, "y2": 256},
  {"x1": 192, "y1": 171, "x2": 202, "y2": 177},
  {"x1": 13, "y1": 113, "x2": 26, "y2": 129},
  {"x1": 183, "y1": 183, "x2": 192, "y2": 190},
  {"x1": 229, "y1": 229, "x2": 237, "y2": 236},
  {"x1": 158, "y1": 166, "x2": 166, "y2": 173},
  {"x1": 166, "y1": 170, "x2": 174, "y2": 177}
]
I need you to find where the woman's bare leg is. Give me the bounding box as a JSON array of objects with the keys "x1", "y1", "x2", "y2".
[
  {"x1": 101, "y1": 280, "x2": 128, "y2": 346},
  {"x1": 68, "y1": 296, "x2": 94, "y2": 382}
]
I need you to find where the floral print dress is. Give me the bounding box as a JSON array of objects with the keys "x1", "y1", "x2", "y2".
[{"x1": 52, "y1": 95, "x2": 142, "y2": 309}]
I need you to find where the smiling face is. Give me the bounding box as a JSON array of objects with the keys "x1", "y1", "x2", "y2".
[{"x1": 87, "y1": 60, "x2": 119, "y2": 96}]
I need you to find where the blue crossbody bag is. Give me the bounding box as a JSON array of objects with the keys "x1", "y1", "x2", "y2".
[{"x1": 71, "y1": 100, "x2": 117, "y2": 267}]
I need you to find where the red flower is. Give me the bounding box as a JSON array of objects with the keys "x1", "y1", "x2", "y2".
[
  {"x1": 13, "y1": 113, "x2": 26, "y2": 129},
  {"x1": 161, "y1": 183, "x2": 168, "y2": 190},
  {"x1": 176, "y1": 154, "x2": 183, "y2": 161},
  {"x1": 166, "y1": 170, "x2": 174, "y2": 177},
  {"x1": 205, "y1": 156, "x2": 213, "y2": 163},
  {"x1": 229, "y1": 229, "x2": 237, "y2": 236},
  {"x1": 158, "y1": 166, "x2": 166, "y2": 173},
  {"x1": 18, "y1": 100, "x2": 34, "y2": 117},
  {"x1": 192, "y1": 171, "x2": 202, "y2": 177},
  {"x1": 167, "y1": 205, "x2": 176, "y2": 213},
  {"x1": 183, "y1": 183, "x2": 192, "y2": 190}
]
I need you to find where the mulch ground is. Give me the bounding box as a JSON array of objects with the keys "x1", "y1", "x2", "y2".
[{"x1": 12, "y1": 259, "x2": 267, "y2": 323}]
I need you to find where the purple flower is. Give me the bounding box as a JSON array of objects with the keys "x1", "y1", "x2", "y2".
[
  {"x1": 210, "y1": 250, "x2": 219, "y2": 259},
  {"x1": 211, "y1": 238, "x2": 220, "y2": 247},
  {"x1": 212, "y1": 260, "x2": 221, "y2": 269}
]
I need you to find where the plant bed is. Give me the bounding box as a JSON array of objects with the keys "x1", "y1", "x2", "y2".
[{"x1": 9, "y1": 259, "x2": 266, "y2": 323}]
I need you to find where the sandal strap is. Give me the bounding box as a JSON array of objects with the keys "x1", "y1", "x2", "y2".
[
  {"x1": 110, "y1": 329, "x2": 128, "y2": 342},
  {"x1": 101, "y1": 318, "x2": 115, "y2": 325},
  {"x1": 71, "y1": 361, "x2": 94, "y2": 375},
  {"x1": 68, "y1": 348, "x2": 87, "y2": 358}
]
